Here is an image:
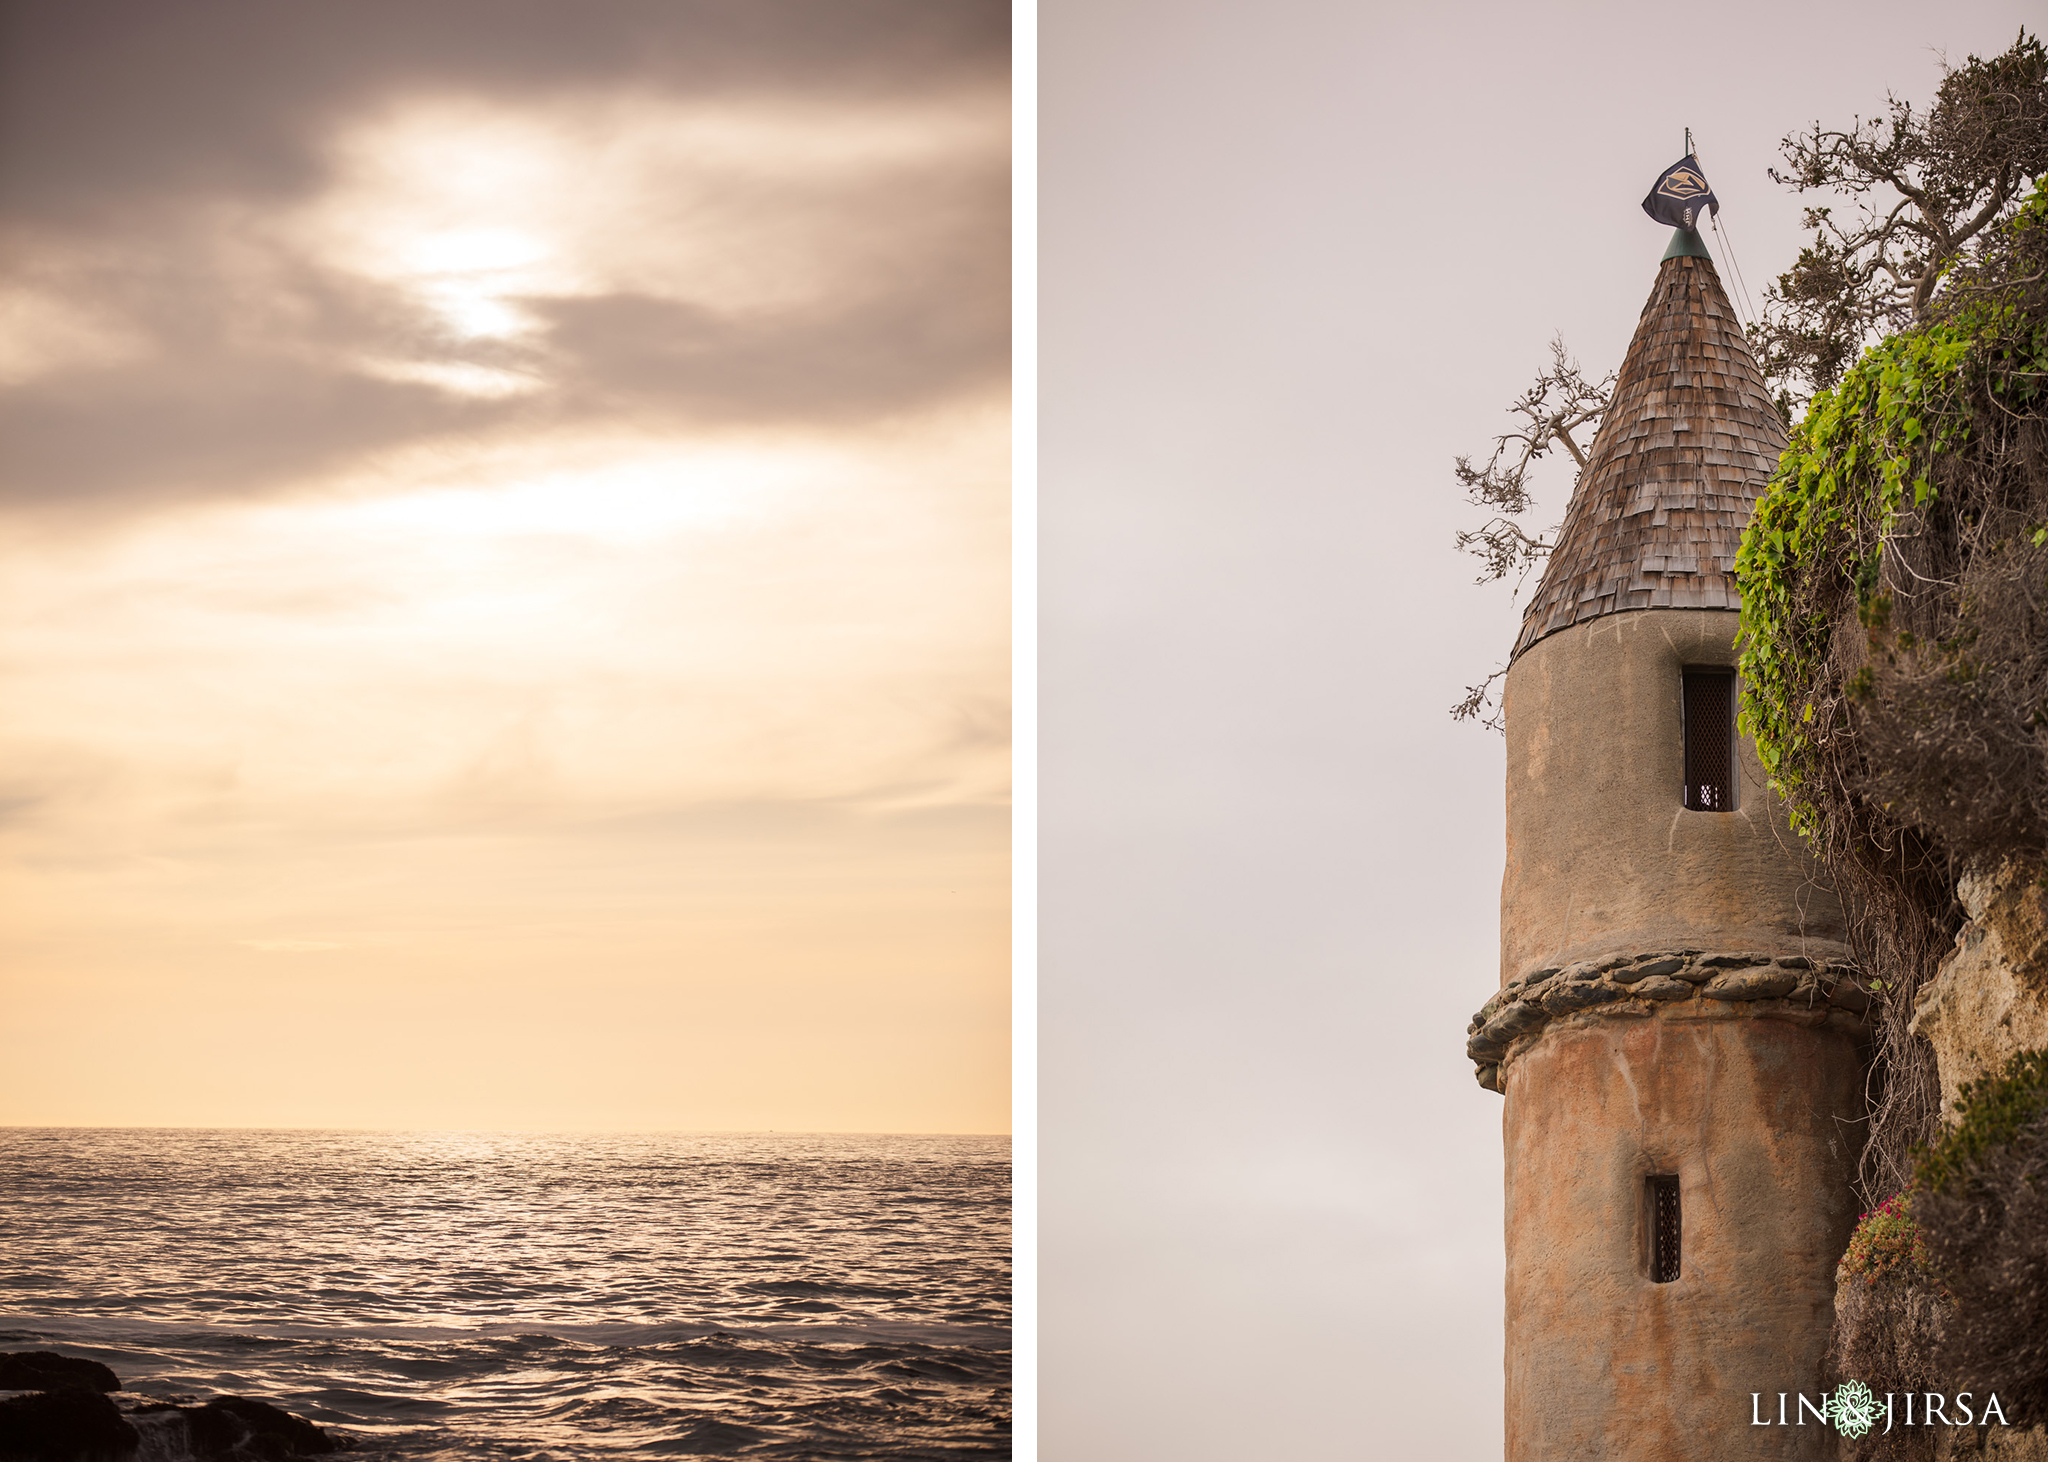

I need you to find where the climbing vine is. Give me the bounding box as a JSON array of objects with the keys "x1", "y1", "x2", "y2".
[
  {"x1": 1731, "y1": 182, "x2": 2048, "y2": 1202},
  {"x1": 1733, "y1": 322, "x2": 1978, "y2": 832},
  {"x1": 1737, "y1": 183, "x2": 2048, "y2": 856}
]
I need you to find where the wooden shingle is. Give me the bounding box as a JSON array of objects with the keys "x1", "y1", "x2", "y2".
[{"x1": 1510, "y1": 254, "x2": 1786, "y2": 661}]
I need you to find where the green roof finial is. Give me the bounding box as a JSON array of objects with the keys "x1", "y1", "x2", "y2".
[{"x1": 1663, "y1": 227, "x2": 1712, "y2": 261}]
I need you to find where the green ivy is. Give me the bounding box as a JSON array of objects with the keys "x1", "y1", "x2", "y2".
[
  {"x1": 1734, "y1": 326, "x2": 1975, "y2": 830},
  {"x1": 1734, "y1": 185, "x2": 2048, "y2": 839}
]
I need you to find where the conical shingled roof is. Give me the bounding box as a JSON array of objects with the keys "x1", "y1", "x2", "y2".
[{"x1": 1510, "y1": 251, "x2": 1787, "y2": 660}]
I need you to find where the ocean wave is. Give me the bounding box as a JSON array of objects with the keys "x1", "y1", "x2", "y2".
[
  {"x1": 0, "y1": 1130, "x2": 1009, "y2": 1459},
  {"x1": 0, "y1": 1316, "x2": 1009, "y2": 1350}
]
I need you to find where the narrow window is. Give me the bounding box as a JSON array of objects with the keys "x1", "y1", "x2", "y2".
[
  {"x1": 1682, "y1": 668, "x2": 1735, "y2": 811},
  {"x1": 1649, "y1": 1175, "x2": 1682, "y2": 1283}
]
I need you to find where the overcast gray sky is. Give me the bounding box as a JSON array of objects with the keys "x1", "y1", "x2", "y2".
[{"x1": 1041, "y1": 2, "x2": 2038, "y2": 1456}]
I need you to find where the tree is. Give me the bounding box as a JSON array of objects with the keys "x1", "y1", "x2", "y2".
[
  {"x1": 1448, "y1": 337, "x2": 1612, "y2": 727},
  {"x1": 1754, "y1": 29, "x2": 2048, "y2": 412}
]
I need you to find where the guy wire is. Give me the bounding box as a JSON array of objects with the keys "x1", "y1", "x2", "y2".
[
  {"x1": 1712, "y1": 212, "x2": 1761, "y2": 333},
  {"x1": 1688, "y1": 131, "x2": 1761, "y2": 332}
]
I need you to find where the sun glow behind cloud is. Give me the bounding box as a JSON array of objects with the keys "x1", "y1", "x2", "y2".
[
  {"x1": 283, "y1": 89, "x2": 1008, "y2": 399},
  {"x1": 0, "y1": 73, "x2": 1008, "y2": 1132}
]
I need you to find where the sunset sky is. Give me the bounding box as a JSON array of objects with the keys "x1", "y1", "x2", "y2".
[{"x1": 0, "y1": 0, "x2": 1010, "y2": 1132}]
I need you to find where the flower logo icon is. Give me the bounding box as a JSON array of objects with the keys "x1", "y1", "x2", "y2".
[{"x1": 1827, "y1": 1380, "x2": 1880, "y2": 1438}]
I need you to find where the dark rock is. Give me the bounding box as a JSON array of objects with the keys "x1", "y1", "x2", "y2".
[
  {"x1": 1475, "y1": 1063, "x2": 1502, "y2": 1093},
  {"x1": 0, "y1": 1389, "x2": 138, "y2": 1462},
  {"x1": 190, "y1": 1397, "x2": 335, "y2": 1459},
  {"x1": 1634, "y1": 976, "x2": 1694, "y2": 1002},
  {"x1": 1773, "y1": 955, "x2": 1814, "y2": 971},
  {"x1": 1828, "y1": 980, "x2": 1874, "y2": 1012},
  {"x1": 129, "y1": 1398, "x2": 335, "y2": 1461},
  {"x1": 1482, "y1": 1000, "x2": 1546, "y2": 1044},
  {"x1": 1466, "y1": 1032, "x2": 1507, "y2": 1062},
  {"x1": 1630, "y1": 956, "x2": 1687, "y2": 979},
  {"x1": 0, "y1": 1354, "x2": 120, "y2": 1394},
  {"x1": 1698, "y1": 951, "x2": 1767, "y2": 969},
  {"x1": 1703, "y1": 967, "x2": 1799, "y2": 1001},
  {"x1": 1540, "y1": 981, "x2": 1622, "y2": 1014},
  {"x1": 1525, "y1": 967, "x2": 1562, "y2": 985}
]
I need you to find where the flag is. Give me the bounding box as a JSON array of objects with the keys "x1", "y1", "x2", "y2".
[{"x1": 1642, "y1": 155, "x2": 1719, "y2": 231}]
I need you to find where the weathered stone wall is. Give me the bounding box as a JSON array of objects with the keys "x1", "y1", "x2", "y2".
[
  {"x1": 1503, "y1": 1003, "x2": 1866, "y2": 1461},
  {"x1": 1495, "y1": 605, "x2": 1869, "y2": 1458},
  {"x1": 1500, "y1": 608, "x2": 1847, "y2": 986}
]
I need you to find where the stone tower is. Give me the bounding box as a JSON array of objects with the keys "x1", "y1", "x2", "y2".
[{"x1": 1465, "y1": 230, "x2": 1873, "y2": 1460}]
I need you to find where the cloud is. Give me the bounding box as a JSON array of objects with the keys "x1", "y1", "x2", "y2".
[
  {"x1": 535, "y1": 278, "x2": 1007, "y2": 422},
  {"x1": 0, "y1": 411, "x2": 1008, "y2": 848},
  {"x1": 0, "y1": 1, "x2": 1011, "y2": 1136},
  {"x1": 0, "y1": 6, "x2": 1009, "y2": 524},
  {"x1": 0, "y1": 0, "x2": 1007, "y2": 214}
]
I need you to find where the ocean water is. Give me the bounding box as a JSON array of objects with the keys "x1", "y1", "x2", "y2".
[{"x1": 0, "y1": 1128, "x2": 1010, "y2": 1459}]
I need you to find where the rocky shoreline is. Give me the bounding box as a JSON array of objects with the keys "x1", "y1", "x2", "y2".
[{"x1": 0, "y1": 1351, "x2": 338, "y2": 1462}]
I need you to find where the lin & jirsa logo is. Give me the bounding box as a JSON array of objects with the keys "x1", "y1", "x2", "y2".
[{"x1": 1750, "y1": 1381, "x2": 2013, "y2": 1435}]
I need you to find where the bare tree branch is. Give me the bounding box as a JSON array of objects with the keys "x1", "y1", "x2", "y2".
[
  {"x1": 1451, "y1": 666, "x2": 1510, "y2": 732},
  {"x1": 1451, "y1": 333, "x2": 1613, "y2": 588},
  {"x1": 1448, "y1": 335, "x2": 1615, "y2": 726}
]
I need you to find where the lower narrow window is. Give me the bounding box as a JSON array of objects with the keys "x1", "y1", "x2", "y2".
[
  {"x1": 1682, "y1": 668, "x2": 1736, "y2": 811},
  {"x1": 1649, "y1": 1175, "x2": 1682, "y2": 1283}
]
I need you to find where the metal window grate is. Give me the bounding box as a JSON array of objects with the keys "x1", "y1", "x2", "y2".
[
  {"x1": 1650, "y1": 1175, "x2": 1682, "y2": 1283},
  {"x1": 1682, "y1": 669, "x2": 1735, "y2": 811}
]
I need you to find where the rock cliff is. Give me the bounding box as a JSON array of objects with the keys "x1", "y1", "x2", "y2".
[
  {"x1": 1911, "y1": 864, "x2": 2048, "y2": 1120},
  {"x1": 1827, "y1": 860, "x2": 2048, "y2": 1460}
]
